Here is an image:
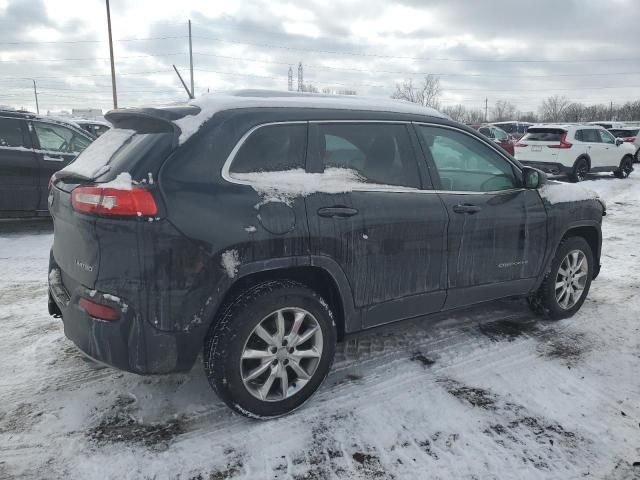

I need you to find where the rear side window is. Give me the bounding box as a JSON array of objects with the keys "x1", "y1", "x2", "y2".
[
  {"x1": 522, "y1": 129, "x2": 564, "y2": 142},
  {"x1": 0, "y1": 117, "x2": 26, "y2": 148},
  {"x1": 582, "y1": 129, "x2": 601, "y2": 143},
  {"x1": 492, "y1": 128, "x2": 508, "y2": 141},
  {"x1": 230, "y1": 123, "x2": 306, "y2": 174},
  {"x1": 479, "y1": 127, "x2": 493, "y2": 138},
  {"x1": 314, "y1": 123, "x2": 420, "y2": 188}
]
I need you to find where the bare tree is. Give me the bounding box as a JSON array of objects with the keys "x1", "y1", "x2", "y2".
[
  {"x1": 491, "y1": 100, "x2": 517, "y2": 122},
  {"x1": 391, "y1": 75, "x2": 441, "y2": 108},
  {"x1": 441, "y1": 104, "x2": 466, "y2": 122},
  {"x1": 465, "y1": 109, "x2": 486, "y2": 123},
  {"x1": 301, "y1": 84, "x2": 319, "y2": 93},
  {"x1": 539, "y1": 95, "x2": 571, "y2": 122},
  {"x1": 563, "y1": 103, "x2": 586, "y2": 122},
  {"x1": 517, "y1": 111, "x2": 538, "y2": 123}
]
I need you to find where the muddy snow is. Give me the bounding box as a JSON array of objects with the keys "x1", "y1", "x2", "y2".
[{"x1": 1, "y1": 174, "x2": 639, "y2": 479}]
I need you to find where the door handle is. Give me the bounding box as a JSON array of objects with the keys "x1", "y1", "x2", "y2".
[
  {"x1": 317, "y1": 206, "x2": 359, "y2": 218},
  {"x1": 453, "y1": 204, "x2": 481, "y2": 214},
  {"x1": 43, "y1": 155, "x2": 65, "y2": 162}
]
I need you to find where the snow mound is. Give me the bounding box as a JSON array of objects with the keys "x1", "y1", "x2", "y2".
[
  {"x1": 231, "y1": 167, "x2": 418, "y2": 204},
  {"x1": 100, "y1": 172, "x2": 133, "y2": 191},
  {"x1": 539, "y1": 181, "x2": 600, "y2": 205},
  {"x1": 174, "y1": 90, "x2": 446, "y2": 144}
]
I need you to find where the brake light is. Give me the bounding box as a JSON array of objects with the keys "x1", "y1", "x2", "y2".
[
  {"x1": 515, "y1": 142, "x2": 528, "y2": 147},
  {"x1": 548, "y1": 132, "x2": 573, "y2": 149},
  {"x1": 622, "y1": 136, "x2": 636, "y2": 143},
  {"x1": 72, "y1": 185, "x2": 157, "y2": 217},
  {"x1": 79, "y1": 297, "x2": 120, "y2": 321}
]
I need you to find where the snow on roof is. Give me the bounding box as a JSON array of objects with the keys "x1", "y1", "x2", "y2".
[{"x1": 174, "y1": 89, "x2": 446, "y2": 144}]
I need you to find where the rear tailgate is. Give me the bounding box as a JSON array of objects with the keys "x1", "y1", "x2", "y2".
[
  {"x1": 49, "y1": 112, "x2": 180, "y2": 295},
  {"x1": 50, "y1": 182, "x2": 100, "y2": 289},
  {"x1": 514, "y1": 128, "x2": 567, "y2": 162}
]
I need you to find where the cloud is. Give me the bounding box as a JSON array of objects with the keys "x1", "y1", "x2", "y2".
[{"x1": 0, "y1": 0, "x2": 638, "y2": 114}]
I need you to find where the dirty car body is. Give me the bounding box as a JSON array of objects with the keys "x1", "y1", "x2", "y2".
[{"x1": 48, "y1": 91, "x2": 604, "y2": 416}]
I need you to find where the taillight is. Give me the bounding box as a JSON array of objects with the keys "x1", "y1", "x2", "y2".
[
  {"x1": 72, "y1": 185, "x2": 157, "y2": 217},
  {"x1": 548, "y1": 132, "x2": 573, "y2": 149},
  {"x1": 79, "y1": 297, "x2": 120, "y2": 321},
  {"x1": 515, "y1": 142, "x2": 528, "y2": 147},
  {"x1": 623, "y1": 137, "x2": 636, "y2": 143}
]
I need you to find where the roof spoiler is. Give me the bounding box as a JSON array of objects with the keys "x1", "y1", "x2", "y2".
[{"x1": 104, "y1": 105, "x2": 201, "y2": 134}]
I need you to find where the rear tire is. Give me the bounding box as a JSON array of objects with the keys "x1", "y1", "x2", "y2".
[
  {"x1": 570, "y1": 157, "x2": 589, "y2": 182},
  {"x1": 528, "y1": 236, "x2": 593, "y2": 320},
  {"x1": 614, "y1": 155, "x2": 633, "y2": 179},
  {"x1": 203, "y1": 280, "x2": 337, "y2": 419}
]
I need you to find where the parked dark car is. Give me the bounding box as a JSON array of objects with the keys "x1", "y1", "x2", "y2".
[
  {"x1": 0, "y1": 110, "x2": 94, "y2": 217},
  {"x1": 469, "y1": 124, "x2": 515, "y2": 155},
  {"x1": 48, "y1": 91, "x2": 604, "y2": 418}
]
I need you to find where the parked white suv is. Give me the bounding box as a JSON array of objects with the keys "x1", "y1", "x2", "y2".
[{"x1": 514, "y1": 124, "x2": 636, "y2": 182}]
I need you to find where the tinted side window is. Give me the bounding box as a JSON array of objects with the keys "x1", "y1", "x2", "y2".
[
  {"x1": 492, "y1": 128, "x2": 508, "y2": 141},
  {"x1": 0, "y1": 117, "x2": 26, "y2": 148},
  {"x1": 479, "y1": 127, "x2": 493, "y2": 138},
  {"x1": 315, "y1": 123, "x2": 420, "y2": 188},
  {"x1": 417, "y1": 125, "x2": 518, "y2": 192},
  {"x1": 582, "y1": 129, "x2": 601, "y2": 143},
  {"x1": 230, "y1": 123, "x2": 306, "y2": 174},
  {"x1": 598, "y1": 130, "x2": 615, "y2": 144},
  {"x1": 574, "y1": 130, "x2": 584, "y2": 142}
]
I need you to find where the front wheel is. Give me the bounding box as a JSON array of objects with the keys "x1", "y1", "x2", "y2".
[
  {"x1": 204, "y1": 280, "x2": 337, "y2": 418},
  {"x1": 528, "y1": 236, "x2": 593, "y2": 320},
  {"x1": 614, "y1": 156, "x2": 633, "y2": 179}
]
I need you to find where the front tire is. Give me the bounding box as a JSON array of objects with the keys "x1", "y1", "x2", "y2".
[
  {"x1": 570, "y1": 157, "x2": 589, "y2": 182},
  {"x1": 528, "y1": 236, "x2": 593, "y2": 320},
  {"x1": 614, "y1": 155, "x2": 633, "y2": 179},
  {"x1": 203, "y1": 280, "x2": 337, "y2": 418}
]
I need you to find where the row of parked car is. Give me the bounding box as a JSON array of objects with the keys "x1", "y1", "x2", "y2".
[
  {"x1": 471, "y1": 120, "x2": 639, "y2": 182},
  {"x1": 0, "y1": 109, "x2": 110, "y2": 216}
]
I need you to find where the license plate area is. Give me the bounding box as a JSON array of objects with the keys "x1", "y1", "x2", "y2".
[{"x1": 531, "y1": 145, "x2": 543, "y2": 152}]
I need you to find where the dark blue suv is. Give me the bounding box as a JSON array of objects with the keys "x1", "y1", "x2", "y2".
[{"x1": 48, "y1": 91, "x2": 604, "y2": 418}]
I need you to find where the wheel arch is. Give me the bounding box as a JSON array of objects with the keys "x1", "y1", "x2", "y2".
[
  {"x1": 207, "y1": 257, "x2": 358, "y2": 342},
  {"x1": 574, "y1": 154, "x2": 591, "y2": 170},
  {"x1": 560, "y1": 224, "x2": 601, "y2": 278}
]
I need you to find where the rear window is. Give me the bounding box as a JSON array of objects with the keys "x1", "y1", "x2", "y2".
[
  {"x1": 495, "y1": 123, "x2": 514, "y2": 134},
  {"x1": 609, "y1": 129, "x2": 639, "y2": 138},
  {"x1": 59, "y1": 127, "x2": 174, "y2": 180},
  {"x1": 521, "y1": 128, "x2": 565, "y2": 142}
]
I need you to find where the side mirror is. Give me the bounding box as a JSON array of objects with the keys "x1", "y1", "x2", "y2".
[
  {"x1": 522, "y1": 166, "x2": 547, "y2": 189},
  {"x1": 615, "y1": 137, "x2": 624, "y2": 146}
]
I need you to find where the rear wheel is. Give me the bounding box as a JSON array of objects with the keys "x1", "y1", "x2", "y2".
[
  {"x1": 528, "y1": 236, "x2": 593, "y2": 320},
  {"x1": 614, "y1": 155, "x2": 633, "y2": 179},
  {"x1": 203, "y1": 280, "x2": 337, "y2": 418},
  {"x1": 570, "y1": 158, "x2": 589, "y2": 182}
]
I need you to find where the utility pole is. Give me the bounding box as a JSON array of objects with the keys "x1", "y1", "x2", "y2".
[
  {"x1": 297, "y1": 62, "x2": 303, "y2": 92},
  {"x1": 484, "y1": 97, "x2": 488, "y2": 122},
  {"x1": 288, "y1": 66, "x2": 293, "y2": 91},
  {"x1": 105, "y1": 0, "x2": 118, "y2": 109},
  {"x1": 32, "y1": 80, "x2": 39, "y2": 115},
  {"x1": 188, "y1": 19, "x2": 194, "y2": 98},
  {"x1": 610, "y1": 100, "x2": 613, "y2": 121}
]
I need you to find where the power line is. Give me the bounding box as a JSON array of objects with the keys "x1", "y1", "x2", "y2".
[
  {"x1": 0, "y1": 35, "x2": 187, "y2": 46},
  {"x1": 192, "y1": 35, "x2": 640, "y2": 63},
  {"x1": 0, "y1": 52, "x2": 187, "y2": 63}
]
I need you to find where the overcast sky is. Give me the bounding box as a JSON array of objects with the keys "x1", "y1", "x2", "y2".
[{"x1": 0, "y1": 0, "x2": 639, "y2": 115}]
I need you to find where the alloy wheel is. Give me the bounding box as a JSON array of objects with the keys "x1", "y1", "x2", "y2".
[
  {"x1": 555, "y1": 249, "x2": 588, "y2": 310},
  {"x1": 240, "y1": 307, "x2": 323, "y2": 402}
]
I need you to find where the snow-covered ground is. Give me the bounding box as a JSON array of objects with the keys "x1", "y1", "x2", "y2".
[{"x1": 1, "y1": 174, "x2": 639, "y2": 480}]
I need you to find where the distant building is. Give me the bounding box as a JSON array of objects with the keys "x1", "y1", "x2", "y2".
[{"x1": 71, "y1": 108, "x2": 103, "y2": 119}]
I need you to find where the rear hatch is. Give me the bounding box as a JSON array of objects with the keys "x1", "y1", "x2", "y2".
[
  {"x1": 49, "y1": 109, "x2": 187, "y2": 291},
  {"x1": 514, "y1": 127, "x2": 568, "y2": 161}
]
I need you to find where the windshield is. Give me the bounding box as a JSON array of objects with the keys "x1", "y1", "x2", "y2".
[
  {"x1": 521, "y1": 128, "x2": 565, "y2": 142},
  {"x1": 609, "y1": 129, "x2": 639, "y2": 138}
]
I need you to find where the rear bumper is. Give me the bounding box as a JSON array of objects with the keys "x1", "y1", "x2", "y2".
[
  {"x1": 48, "y1": 254, "x2": 202, "y2": 375},
  {"x1": 519, "y1": 161, "x2": 573, "y2": 175}
]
